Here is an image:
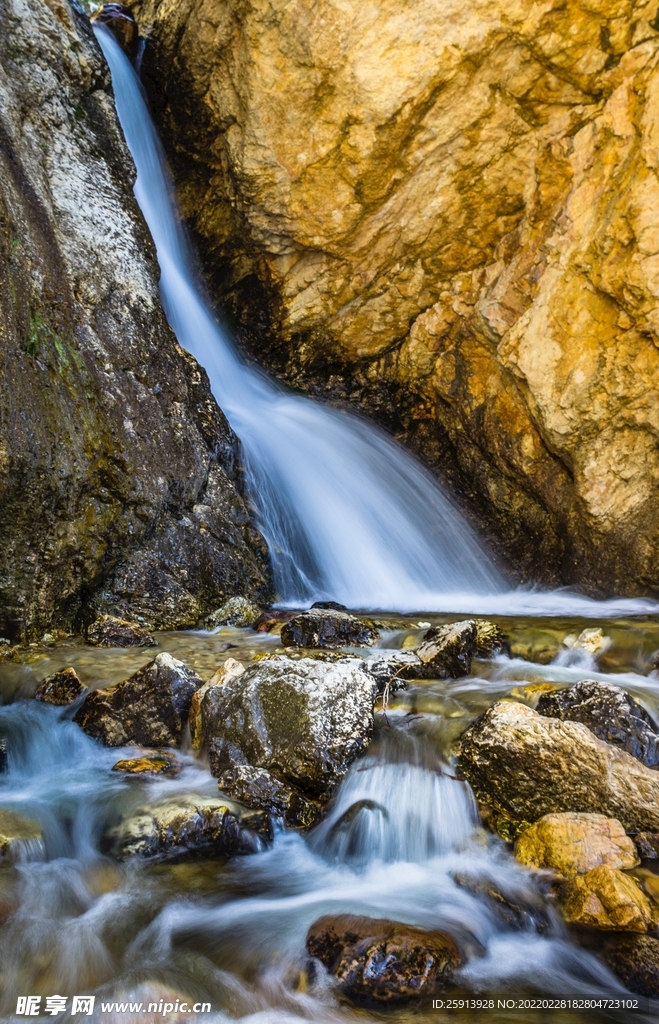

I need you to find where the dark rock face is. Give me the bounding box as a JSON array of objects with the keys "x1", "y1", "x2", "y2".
[
  {"x1": 92, "y1": 4, "x2": 138, "y2": 60},
  {"x1": 202, "y1": 656, "x2": 377, "y2": 797},
  {"x1": 635, "y1": 833, "x2": 659, "y2": 859},
  {"x1": 536, "y1": 681, "x2": 659, "y2": 769},
  {"x1": 216, "y1": 765, "x2": 319, "y2": 829},
  {"x1": 281, "y1": 610, "x2": 379, "y2": 649},
  {"x1": 306, "y1": 915, "x2": 462, "y2": 1004},
  {"x1": 74, "y1": 653, "x2": 202, "y2": 746},
  {"x1": 416, "y1": 620, "x2": 477, "y2": 678},
  {"x1": 0, "y1": 0, "x2": 270, "y2": 641},
  {"x1": 86, "y1": 615, "x2": 157, "y2": 649},
  {"x1": 35, "y1": 667, "x2": 85, "y2": 705},
  {"x1": 105, "y1": 796, "x2": 266, "y2": 860},
  {"x1": 592, "y1": 934, "x2": 659, "y2": 998},
  {"x1": 452, "y1": 872, "x2": 554, "y2": 934}
]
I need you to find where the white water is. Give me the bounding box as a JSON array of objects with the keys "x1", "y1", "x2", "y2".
[{"x1": 94, "y1": 27, "x2": 659, "y2": 620}]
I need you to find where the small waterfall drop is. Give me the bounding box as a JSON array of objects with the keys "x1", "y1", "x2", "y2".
[{"x1": 94, "y1": 27, "x2": 503, "y2": 611}]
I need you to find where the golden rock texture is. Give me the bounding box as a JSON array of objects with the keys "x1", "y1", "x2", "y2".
[
  {"x1": 561, "y1": 865, "x2": 654, "y2": 931},
  {"x1": 135, "y1": 0, "x2": 659, "y2": 591},
  {"x1": 515, "y1": 812, "x2": 639, "y2": 877}
]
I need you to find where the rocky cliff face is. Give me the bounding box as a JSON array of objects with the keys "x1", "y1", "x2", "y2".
[
  {"x1": 136, "y1": 0, "x2": 659, "y2": 595},
  {"x1": 0, "y1": 0, "x2": 270, "y2": 641}
]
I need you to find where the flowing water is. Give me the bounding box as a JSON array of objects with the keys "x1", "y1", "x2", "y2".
[
  {"x1": 2, "y1": 615, "x2": 659, "y2": 1023},
  {"x1": 2, "y1": 23, "x2": 659, "y2": 1024}
]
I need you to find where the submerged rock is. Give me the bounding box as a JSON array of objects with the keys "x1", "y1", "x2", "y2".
[
  {"x1": 536, "y1": 681, "x2": 659, "y2": 769},
  {"x1": 34, "y1": 667, "x2": 85, "y2": 705},
  {"x1": 281, "y1": 609, "x2": 378, "y2": 649},
  {"x1": 216, "y1": 766, "x2": 319, "y2": 829},
  {"x1": 596, "y1": 934, "x2": 659, "y2": 997},
  {"x1": 560, "y1": 628, "x2": 612, "y2": 658},
  {"x1": 105, "y1": 795, "x2": 266, "y2": 860},
  {"x1": 0, "y1": 808, "x2": 43, "y2": 861},
  {"x1": 87, "y1": 615, "x2": 157, "y2": 649},
  {"x1": 458, "y1": 701, "x2": 659, "y2": 832},
  {"x1": 452, "y1": 872, "x2": 553, "y2": 934},
  {"x1": 203, "y1": 597, "x2": 262, "y2": 629},
  {"x1": 112, "y1": 754, "x2": 177, "y2": 775},
  {"x1": 74, "y1": 653, "x2": 202, "y2": 747},
  {"x1": 415, "y1": 620, "x2": 477, "y2": 678},
  {"x1": 515, "y1": 813, "x2": 639, "y2": 878},
  {"x1": 202, "y1": 656, "x2": 377, "y2": 797},
  {"x1": 306, "y1": 915, "x2": 462, "y2": 1004},
  {"x1": 560, "y1": 865, "x2": 654, "y2": 932}
]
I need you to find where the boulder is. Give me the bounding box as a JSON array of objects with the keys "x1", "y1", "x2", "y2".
[
  {"x1": 281, "y1": 609, "x2": 378, "y2": 649},
  {"x1": 635, "y1": 833, "x2": 659, "y2": 859},
  {"x1": 560, "y1": 865, "x2": 654, "y2": 932},
  {"x1": 473, "y1": 620, "x2": 508, "y2": 658},
  {"x1": 452, "y1": 872, "x2": 553, "y2": 934},
  {"x1": 515, "y1": 813, "x2": 639, "y2": 878},
  {"x1": 86, "y1": 616, "x2": 157, "y2": 649},
  {"x1": 415, "y1": 620, "x2": 477, "y2": 678},
  {"x1": 74, "y1": 653, "x2": 202, "y2": 747},
  {"x1": 0, "y1": 808, "x2": 43, "y2": 860},
  {"x1": 596, "y1": 934, "x2": 659, "y2": 998},
  {"x1": 203, "y1": 597, "x2": 262, "y2": 629},
  {"x1": 34, "y1": 667, "x2": 85, "y2": 706},
  {"x1": 216, "y1": 766, "x2": 318, "y2": 829},
  {"x1": 536, "y1": 681, "x2": 659, "y2": 769},
  {"x1": 202, "y1": 656, "x2": 377, "y2": 797},
  {"x1": 306, "y1": 915, "x2": 462, "y2": 1004},
  {"x1": 458, "y1": 701, "x2": 659, "y2": 832},
  {"x1": 560, "y1": 628, "x2": 611, "y2": 658},
  {"x1": 189, "y1": 658, "x2": 244, "y2": 751},
  {"x1": 105, "y1": 795, "x2": 266, "y2": 861}
]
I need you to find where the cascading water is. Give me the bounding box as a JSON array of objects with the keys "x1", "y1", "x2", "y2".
[{"x1": 93, "y1": 26, "x2": 659, "y2": 619}]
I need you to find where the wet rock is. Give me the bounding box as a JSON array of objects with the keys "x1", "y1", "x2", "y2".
[
  {"x1": 189, "y1": 657, "x2": 244, "y2": 751},
  {"x1": 74, "y1": 653, "x2": 202, "y2": 747},
  {"x1": 536, "y1": 681, "x2": 659, "y2": 769},
  {"x1": 560, "y1": 865, "x2": 654, "y2": 932},
  {"x1": 311, "y1": 601, "x2": 348, "y2": 611},
  {"x1": 452, "y1": 872, "x2": 553, "y2": 934},
  {"x1": 253, "y1": 610, "x2": 293, "y2": 634},
  {"x1": 203, "y1": 597, "x2": 262, "y2": 629},
  {"x1": 362, "y1": 650, "x2": 419, "y2": 692},
  {"x1": 416, "y1": 620, "x2": 477, "y2": 678},
  {"x1": 202, "y1": 656, "x2": 377, "y2": 797},
  {"x1": 281, "y1": 609, "x2": 378, "y2": 649},
  {"x1": 306, "y1": 915, "x2": 462, "y2": 1004},
  {"x1": 560, "y1": 628, "x2": 612, "y2": 658},
  {"x1": 635, "y1": 833, "x2": 659, "y2": 859},
  {"x1": 34, "y1": 667, "x2": 85, "y2": 706},
  {"x1": 92, "y1": 3, "x2": 138, "y2": 60},
  {"x1": 0, "y1": 740, "x2": 6, "y2": 773},
  {"x1": 0, "y1": 808, "x2": 43, "y2": 861},
  {"x1": 112, "y1": 754, "x2": 177, "y2": 775},
  {"x1": 105, "y1": 795, "x2": 266, "y2": 861},
  {"x1": 596, "y1": 934, "x2": 659, "y2": 998},
  {"x1": 458, "y1": 701, "x2": 659, "y2": 832},
  {"x1": 473, "y1": 620, "x2": 508, "y2": 658},
  {"x1": 216, "y1": 765, "x2": 319, "y2": 829},
  {"x1": 87, "y1": 616, "x2": 157, "y2": 649},
  {"x1": 515, "y1": 813, "x2": 639, "y2": 878}
]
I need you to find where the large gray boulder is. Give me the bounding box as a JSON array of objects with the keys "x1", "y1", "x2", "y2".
[
  {"x1": 281, "y1": 609, "x2": 378, "y2": 649},
  {"x1": 536, "y1": 681, "x2": 659, "y2": 769},
  {"x1": 202, "y1": 656, "x2": 377, "y2": 798},
  {"x1": 415, "y1": 620, "x2": 477, "y2": 678},
  {"x1": 458, "y1": 701, "x2": 659, "y2": 832},
  {"x1": 74, "y1": 653, "x2": 202, "y2": 746}
]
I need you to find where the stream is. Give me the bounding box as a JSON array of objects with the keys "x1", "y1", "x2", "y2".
[{"x1": 1, "y1": 614, "x2": 659, "y2": 1022}]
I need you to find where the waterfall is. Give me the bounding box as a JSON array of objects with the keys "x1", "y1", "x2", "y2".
[{"x1": 94, "y1": 27, "x2": 659, "y2": 618}]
